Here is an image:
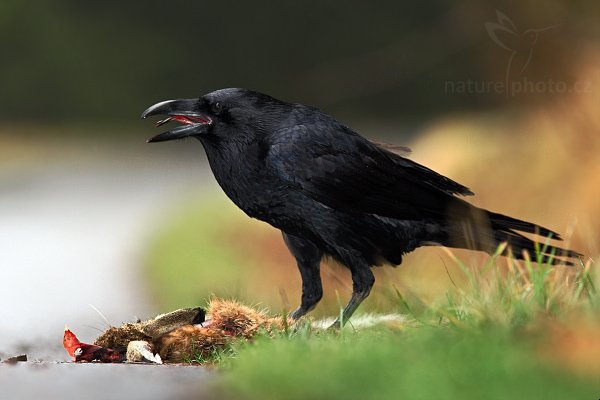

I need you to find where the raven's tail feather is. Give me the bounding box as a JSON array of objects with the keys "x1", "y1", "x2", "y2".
[
  {"x1": 491, "y1": 228, "x2": 581, "y2": 266},
  {"x1": 486, "y1": 211, "x2": 563, "y2": 240},
  {"x1": 441, "y1": 209, "x2": 582, "y2": 266}
]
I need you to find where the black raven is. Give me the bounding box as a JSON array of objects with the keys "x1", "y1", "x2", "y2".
[{"x1": 142, "y1": 88, "x2": 580, "y2": 325}]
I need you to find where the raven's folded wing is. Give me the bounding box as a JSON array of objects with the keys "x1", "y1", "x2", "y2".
[
  {"x1": 266, "y1": 124, "x2": 472, "y2": 221},
  {"x1": 368, "y1": 140, "x2": 412, "y2": 157}
]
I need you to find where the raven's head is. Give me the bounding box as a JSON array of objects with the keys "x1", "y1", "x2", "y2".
[{"x1": 142, "y1": 88, "x2": 286, "y2": 143}]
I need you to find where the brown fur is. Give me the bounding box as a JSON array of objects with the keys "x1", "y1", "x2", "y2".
[
  {"x1": 155, "y1": 325, "x2": 229, "y2": 363},
  {"x1": 155, "y1": 299, "x2": 289, "y2": 363},
  {"x1": 94, "y1": 298, "x2": 291, "y2": 363},
  {"x1": 94, "y1": 307, "x2": 204, "y2": 354},
  {"x1": 207, "y1": 298, "x2": 287, "y2": 338},
  {"x1": 94, "y1": 323, "x2": 149, "y2": 353}
]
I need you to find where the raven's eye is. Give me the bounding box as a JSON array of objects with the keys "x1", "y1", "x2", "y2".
[{"x1": 211, "y1": 102, "x2": 223, "y2": 115}]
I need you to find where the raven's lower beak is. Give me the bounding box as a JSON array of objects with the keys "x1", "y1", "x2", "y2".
[{"x1": 141, "y1": 98, "x2": 212, "y2": 143}]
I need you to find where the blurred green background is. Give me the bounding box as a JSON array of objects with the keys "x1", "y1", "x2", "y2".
[{"x1": 2, "y1": 0, "x2": 599, "y2": 125}]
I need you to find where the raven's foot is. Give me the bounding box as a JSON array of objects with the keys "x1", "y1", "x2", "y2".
[
  {"x1": 290, "y1": 307, "x2": 306, "y2": 320},
  {"x1": 327, "y1": 287, "x2": 372, "y2": 330}
]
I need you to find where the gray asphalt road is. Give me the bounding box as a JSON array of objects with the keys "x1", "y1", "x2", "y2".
[
  {"x1": 0, "y1": 362, "x2": 217, "y2": 400},
  {"x1": 0, "y1": 134, "x2": 219, "y2": 398}
]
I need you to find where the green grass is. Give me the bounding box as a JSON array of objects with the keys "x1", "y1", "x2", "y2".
[
  {"x1": 220, "y1": 328, "x2": 598, "y2": 400},
  {"x1": 217, "y1": 256, "x2": 597, "y2": 399},
  {"x1": 432, "y1": 243, "x2": 596, "y2": 329},
  {"x1": 214, "y1": 244, "x2": 597, "y2": 400},
  {"x1": 143, "y1": 194, "x2": 600, "y2": 399}
]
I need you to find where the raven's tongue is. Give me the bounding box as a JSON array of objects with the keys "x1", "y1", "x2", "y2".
[{"x1": 155, "y1": 115, "x2": 209, "y2": 127}]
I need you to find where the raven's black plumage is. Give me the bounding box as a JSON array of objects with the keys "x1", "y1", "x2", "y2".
[{"x1": 142, "y1": 88, "x2": 581, "y2": 325}]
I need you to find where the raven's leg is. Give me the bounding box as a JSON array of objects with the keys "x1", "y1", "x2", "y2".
[
  {"x1": 282, "y1": 232, "x2": 323, "y2": 319},
  {"x1": 331, "y1": 260, "x2": 375, "y2": 328}
]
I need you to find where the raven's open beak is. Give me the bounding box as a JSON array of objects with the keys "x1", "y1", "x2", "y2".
[{"x1": 141, "y1": 98, "x2": 212, "y2": 143}]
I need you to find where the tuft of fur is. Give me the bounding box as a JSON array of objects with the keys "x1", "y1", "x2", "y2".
[
  {"x1": 311, "y1": 313, "x2": 409, "y2": 330},
  {"x1": 207, "y1": 298, "x2": 287, "y2": 338}
]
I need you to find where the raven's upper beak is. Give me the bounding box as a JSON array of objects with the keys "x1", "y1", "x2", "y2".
[{"x1": 141, "y1": 98, "x2": 212, "y2": 143}]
